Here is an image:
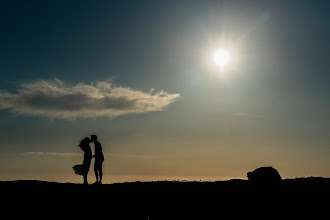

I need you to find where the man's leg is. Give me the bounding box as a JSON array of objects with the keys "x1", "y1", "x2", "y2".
[
  {"x1": 99, "y1": 165, "x2": 103, "y2": 183},
  {"x1": 94, "y1": 166, "x2": 99, "y2": 183}
]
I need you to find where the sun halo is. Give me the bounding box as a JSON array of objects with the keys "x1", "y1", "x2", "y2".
[{"x1": 213, "y1": 49, "x2": 230, "y2": 68}]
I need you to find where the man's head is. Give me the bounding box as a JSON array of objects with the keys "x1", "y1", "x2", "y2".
[{"x1": 91, "y1": 135, "x2": 98, "y2": 142}]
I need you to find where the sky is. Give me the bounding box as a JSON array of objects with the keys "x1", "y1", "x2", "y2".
[{"x1": 1, "y1": 0, "x2": 330, "y2": 183}]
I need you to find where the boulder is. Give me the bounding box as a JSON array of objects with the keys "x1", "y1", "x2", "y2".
[{"x1": 247, "y1": 166, "x2": 282, "y2": 183}]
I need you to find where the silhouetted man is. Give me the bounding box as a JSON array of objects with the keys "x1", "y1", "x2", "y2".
[{"x1": 91, "y1": 135, "x2": 104, "y2": 184}]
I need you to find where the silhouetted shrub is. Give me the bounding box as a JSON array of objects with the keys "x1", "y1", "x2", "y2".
[{"x1": 247, "y1": 166, "x2": 282, "y2": 183}]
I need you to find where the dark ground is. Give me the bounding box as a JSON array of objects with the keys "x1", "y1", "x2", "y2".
[{"x1": 1, "y1": 178, "x2": 330, "y2": 220}]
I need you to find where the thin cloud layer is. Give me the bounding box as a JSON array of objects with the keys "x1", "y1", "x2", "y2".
[
  {"x1": 232, "y1": 112, "x2": 264, "y2": 119},
  {"x1": 0, "y1": 79, "x2": 181, "y2": 119},
  {"x1": 24, "y1": 152, "x2": 82, "y2": 156},
  {"x1": 23, "y1": 152, "x2": 156, "y2": 159}
]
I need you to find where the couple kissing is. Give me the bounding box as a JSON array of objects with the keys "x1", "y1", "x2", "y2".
[{"x1": 73, "y1": 135, "x2": 104, "y2": 185}]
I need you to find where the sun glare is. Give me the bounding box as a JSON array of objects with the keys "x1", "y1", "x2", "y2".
[{"x1": 213, "y1": 49, "x2": 230, "y2": 68}]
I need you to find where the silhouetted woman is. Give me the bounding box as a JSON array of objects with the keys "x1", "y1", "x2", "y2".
[{"x1": 73, "y1": 137, "x2": 92, "y2": 185}]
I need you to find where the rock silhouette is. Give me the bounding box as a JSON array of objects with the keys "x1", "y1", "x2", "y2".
[{"x1": 247, "y1": 166, "x2": 282, "y2": 183}]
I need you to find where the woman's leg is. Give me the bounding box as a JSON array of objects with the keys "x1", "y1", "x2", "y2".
[{"x1": 83, "y1": 173, "x2": 88, "y2": 185}]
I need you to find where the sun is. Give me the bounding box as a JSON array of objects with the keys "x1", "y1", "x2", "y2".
[{"x1": 213, "y1": 49, "x2": 230, "y2": 68}]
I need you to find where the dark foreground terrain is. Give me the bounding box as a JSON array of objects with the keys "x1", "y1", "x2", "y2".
[{"x1": 1, "y1": 178, "x2": 330, "y2": 220}]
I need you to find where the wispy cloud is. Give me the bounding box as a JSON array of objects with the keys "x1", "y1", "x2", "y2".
[
  {"x1": 23, "y1": 152, "x2": 156, "y2": 159},
  {"x1": 0, "y1": 79, "x2": 181, "y2": 119},
  {"x1": 24, "y1": 152, "x2": 82, "y2": 156},
  {"x1": 110, "y1": 153, "x2": 156, "y2": 159},
  {"x1": 232, "y1": 112, "x2": 264, "y2": 119}
]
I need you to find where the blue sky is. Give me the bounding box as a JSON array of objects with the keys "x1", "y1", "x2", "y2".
[{"x1": 1, "y1": 0, "x2": 330, "y2": 183}]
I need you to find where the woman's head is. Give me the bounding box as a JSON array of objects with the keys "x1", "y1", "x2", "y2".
[{"x1": 79, "y1": 137, "x2": 91, "y2": 151}]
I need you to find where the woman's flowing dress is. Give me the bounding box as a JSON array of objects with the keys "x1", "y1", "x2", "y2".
[{"x1": 73, "y1": 147, "x2": 92, "y2": 175}]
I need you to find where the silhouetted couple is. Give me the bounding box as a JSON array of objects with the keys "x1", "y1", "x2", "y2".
[{"x1": 73, "y1": 135, "x2": 104, "y2": 185}]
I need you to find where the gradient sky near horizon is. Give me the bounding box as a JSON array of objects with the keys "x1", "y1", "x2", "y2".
[{"x1": 1, "y1": 0, "x2": 330, "y2": 183}]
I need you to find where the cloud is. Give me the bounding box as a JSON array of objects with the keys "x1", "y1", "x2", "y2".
[
  {"x1": 0, "y1": 79, "x2": 181, "y2": 119},
  {"x1": 23, "y1": 152, "x2": 156, "y2": 159},
  {"x1": 232, "y1": 112, "x2": 264, "y2": 119},
  {"x1": 24, "y1": 152, "x2": 82, "y2": 156}
]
